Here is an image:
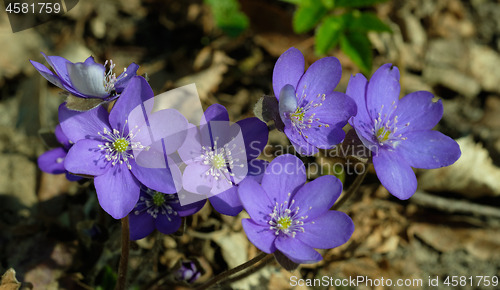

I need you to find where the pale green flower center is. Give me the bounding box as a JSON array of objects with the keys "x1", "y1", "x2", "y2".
[
  {"x1": 113, "y1": 138, "x2": 130, "y2": 153},
  {"x1": 277, "y1": 216, "x2": 292, "y2": 230},
  {"x1": 212, "y1": 154, "x2": 226, "y2": 169},
  {"x1": 376, "y1": 127, "x2": 392, "y2": 143},
  {"x1": 268, "y1": 194, "x2": 307, "y2": 238},
  {"x1": 152, "y1": 192, "x2": 165, "y2": 207},
  {"x1": 97, "y1": 125, "x2": 149, "y2": 170},
  {"x1": 290, "y1": 107, "x2": 305, "y2": 122},
  {"x1": 288, "y1": 92, "x2": 329, "y2": 139}
]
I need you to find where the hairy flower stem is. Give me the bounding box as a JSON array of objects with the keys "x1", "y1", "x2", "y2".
[
  {"x1": 225, "y1": 254, "x2": 274, "y2": 285},
  {"x1": 115, "y1": 216, "x2": 130, "y2": 290},
  {"x1": 332, "y1": 163, "x2": 370, "y2": 210},
  {"x1": 195, "y1": 252, "x2": 270, "y2": 290}
]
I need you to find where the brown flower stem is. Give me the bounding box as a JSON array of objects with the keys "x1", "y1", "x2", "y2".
[
  {"x1": 115, "y1": 216, "x2": 130, "y2": 290},
  {"x1": 332, "y1": 164, "x2": 369, "y2": 210},
  {"x1": 194, "y1": 252, "x2": 270, "y2": 290},
  {"x1": 225, "y1": 254, "x2": 274, "y2": 285}
]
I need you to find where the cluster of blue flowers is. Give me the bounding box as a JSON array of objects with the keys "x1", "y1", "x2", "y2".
[{"x1": 33, "y1": 47, "x2": 460, "y2": 269}]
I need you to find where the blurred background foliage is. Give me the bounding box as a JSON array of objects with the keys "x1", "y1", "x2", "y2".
[{"x1": 206, "y1": 0, "x2": 392, "y2": 74}]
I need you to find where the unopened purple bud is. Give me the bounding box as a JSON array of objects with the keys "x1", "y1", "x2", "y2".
[{"x1": 175, "y1": 260, "x2": 202, "y2": 284}]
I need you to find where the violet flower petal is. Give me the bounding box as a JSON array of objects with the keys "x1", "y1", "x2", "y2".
[
  {"x1": 298, "y1": 211, "x2": 354, "y2": 249},
  {"x1": 373, "y1": 149, "x2": 417, "y2": 200},
  {"x1": 66, "y1": 172, "x2": 83, "y2": 181},
  {"x1": 346, "y1": 73, "x2": 370, "y2": 122},
  {"x1": 83, "y1": 56, "x2": 96, "y2": 65},
  {"x1": 54, "y1": 124, "x2": 71, "y2": 149},
  {"x1": 296, "y1": 57, "x2": 342, "y2": 100},
  {"x1": 109, "y1": 76, "x2": 154, "y2": 132},
  {"x1": 293, "y1": 175, "x2": 342, "y2": 222},
  {"x1": 130, "y1": 157, "x2": 178, "y2": 194},
  {"x1": 59, "y1": 103, "x2": 110, "y2": 142},
  {"x1": 129, "y1": 212, "x2": 156, "y2": 240},
  {"x1": 301, "y1": 125, "x2": 346, "y2": 150},
  {"x1": 41, "y1": 52, "x2": 73, "y2": 86},
  {"x1": 238, "y1": 178, "x2": 272, "y2": 223},
  {"x1": 114, "y1": 63, "x2": 140, "y2": 92},
  {"x1": 176, "y1": 199, "x2": 206, "y2": 217},
  {"x1": 132, "y1": 109, "x2": 189, "y2": 155},
  {"x1": 350, "y1": 116, "x2": 378, "y2": 148},
  {"x1": 247, "y1": 159, "x2": 268, "y2": 182},
  {"x1": 261, "y1": 154, "x2": 306, "y2": 202},
  {"x1": 313, "y1": 92, "x2": 357, "y2": 126},
  {"x1": 155, "y1": 212, "x2": 182, "y2": 235},
  {"x1": 236, "y1": 117, "x2": 268, "y2": 160},
  {"x1": 210, "y1": 173, "x2": 235, "y2": 196},
  {"x1": 366, "y1": 63, "x2": 400, "y2": 120},
  {"x1": 94, "y1": 164, "x2": 141, "y2": 219},
  {"x1": 298, "y1": 92, "x2": 356, "y2": 150},
  {"x1": 30, "y1": 60, "x2": 63, "y2": 88},
  {"x1": 272, "y1": 47, "x2": 304, "y2": 100},
  {"x1": 209, "y1": 121, "x2": 242, "y2": 149},
  {"x1": 241, "y1": 219, "x2": 277, "y2": 253},
  {"x1": 182, "y1": 163, "x2": 214, "y2": 195},
  {"x1": 397, "y1": 130, "x2": 461, "y2": 169},
  {"x1": 395, "y1": 91, "x2": 443, "y2": 133},
  {"x1": 202, "y1": 103, "x2": 229, "y2": 125},
  {"x1": 209, "y1": 186, "x2": 243, "y2": 216},
  {"x1": 64, "y1": 139, "x2": 110, "y2": 176},
  {"x1": 177, "y1": 124, "x2": 203, "y2": 163},
  {"x1": 275, "y1": 235, "x2": 322, "y2": 264},
  {"x1": 283, "y1": 125, "x2": 318, "y2": 155},
  {"x1": 38, "y1": 147, "x2": 66, "y2": 174}
]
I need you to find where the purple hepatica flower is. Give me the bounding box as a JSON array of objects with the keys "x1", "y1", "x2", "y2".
[
  {"x1": 174, "y1": 260, "x2": 203, "y2": 284},
  {"x1": 178, "y1": 104, "x2": 268, "y2": 216},
  {"x1": 238, "y1": 154, "x2": 354, "y2": 265},
  {"x1": 30, "y1": 52, "x2": 138, "y2": 102},
  {"x1": 37, "y1": 124, "x2": 82, "y2": 181},
  {"x1": 273, "y1": 47, "x2": 357, "y2": 155},
  {"x1": 347, "y1": 63, "x2": 461, "y2": 199},
  {"x1": 59, "y1": 76, "x2": 187, "y2": 219},
  {"x1": 129, "y1": 187, "x2": 206, "y2": 240}
]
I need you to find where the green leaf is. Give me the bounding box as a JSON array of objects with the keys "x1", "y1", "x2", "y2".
[
  {"x1": 349, "y1": 12, "x2": 391, "y2": 33},
  {"x1": 340, "y1": 32, "x2": 372, "y2": 74},
  {"x1": 96, "y1": 266, "x2": 117, "y2": 290},
  {"x1": 321, "y1": 163, "x2": 346, "y2": 184},
  {"x1": 205, "y1": 0, "x2": 249, "y2": 37},
  {"x1": 335, "y1": 0, "x2": 389, "y2": 8},
  {"x1": 65, "y1": 94, "x2": 105, "y2": 112},
  {"x1": 315, "y1": 15, "x2": 344, "y2": 55},
  {"x1": 293, "y1": 1, "x2": 327, "y2": 34},
  {"x1": 321, "y1": 0, "x2": 335, "y2": 9}
]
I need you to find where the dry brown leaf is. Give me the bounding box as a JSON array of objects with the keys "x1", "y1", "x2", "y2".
[
  {"x1": 174, "y1": 51, "x2": 235, "y2": 101},
  {"x1": 211, "y1": 231, "x2": 248, "y2": 269},
  {"x1": 408, "y1": 223, "x2": 500, "y2": 261},
  {"x1": 0, "y1": 269, "x2": 21, "y2": 290},
  {"x1": 419, "y1": 136, "x2": 500, "y2": 198},
  {"x1": 408, "y1": 223, "x2": 467, "y2": 253}
]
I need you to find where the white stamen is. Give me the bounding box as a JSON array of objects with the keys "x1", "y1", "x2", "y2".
[
  {"x1": 268, "y1": 195, "x2": 306, "y2": 238},
  {"x1": 199, "y1": 138, "x2": 243, "y2": 185},
  {"x1": 97, "y1": 121, "x2": 149, "y2": 170},
  {"x1": 133, "y1": 187, "x2": 179, "y2": 219},
  {"x1": 103, "y1": 59, "x2": 128, "y2": 93}
]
